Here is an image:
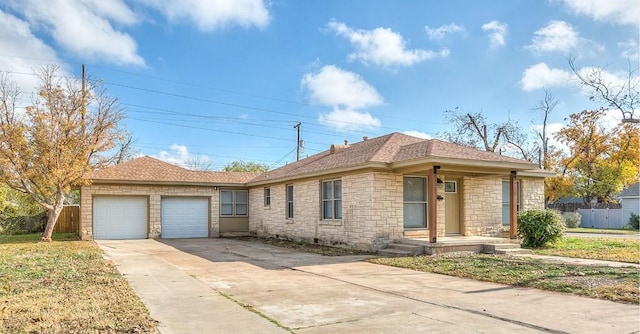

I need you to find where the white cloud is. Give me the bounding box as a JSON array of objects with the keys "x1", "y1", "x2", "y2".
[
  {"x1": 619, "y1": 39, "x2": 640, "y2": 60},
  {"x1": 526, "y1": 21, "x2": 579, "y2": 54},
  {"x1": 301, "y1": 65, "x2": 383, "y2": 109},
  {"x1": 481, "y1": 20, "x2": 507, "y2": 48},
  {"x1": 9, "y1": 0, "x2": 144, "y2": 66},
  {"x1": 327, "y1": 20, "x2": 448, "y2": 68},
  {"x1": 318, "y1": 108, "x2": 381, "y2": 132},
  {"x1": 139, "y1": 0, "x2": 270, "y2": 31},
  {"x1": 561, "y1": 0, "x2": 640, "y2": 27},
  {"x1": 521, "y1": 63, "x2": 572, "y2": 91},
  {"x1": 526, "y1": 20, "x2": 603, "y2": 56},
  {"x1": 301, "y1": 65, "x2": 383, "y2": 132},
  {"x1": 153, "y1": 144, "x2": 211, "y2": 169},
  {"x1": 425, "y1": 23, "x2": 465, "y2": 40},
  {"x1": 403, "y1": 130, "x2": 432, "y2": 139},
  {"x1": 0, "y1": 10, "x2": 65, "y2": 93}
]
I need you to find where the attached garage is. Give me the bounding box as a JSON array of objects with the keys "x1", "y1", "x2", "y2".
[
  {"x1": 93, "y1": 196, "x2": 148, "y2": 240},
  {"x1": 161, "y1": 197, "x2": 210, "y2": 238}
]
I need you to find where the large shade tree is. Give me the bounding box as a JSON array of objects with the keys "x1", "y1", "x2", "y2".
[
  {"x1": 553, "y1": 109, "x2": 639, "y2": 203},
  {"x1": 0, "y1": 66, "x2": 128, "y2": 241}
]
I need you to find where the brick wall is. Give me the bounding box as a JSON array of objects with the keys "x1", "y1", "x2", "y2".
[{"x1": 80, "y1": 184, "x2": 218, "y2": 240}]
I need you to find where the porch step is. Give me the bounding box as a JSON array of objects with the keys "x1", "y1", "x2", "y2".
[
  {"x1": 378, "y1": 243, "x2": 425, "y2": 257},
  {"x1": 483, "y1": 243, "x2": 531, "y2": 255}
]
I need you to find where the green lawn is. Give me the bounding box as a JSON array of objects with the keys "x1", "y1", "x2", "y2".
[
  {"x1": 567, "y1": 227, "x2": 640, "y2": 235},
  {"x1": 532, "y1": 237, "x2": 640, "y2": 264},
  {"x1": 0, "y1": 233, "x2": 157, "y2": 333},
  {"x1": 370, "y1": 254, "x2": 639, "y2": 304}
]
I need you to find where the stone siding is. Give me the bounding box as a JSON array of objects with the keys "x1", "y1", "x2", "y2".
[
  {"x1": 521, "y1": 177, "x2": 545, "y2": 211},
  {"x1": 249, "y1": 172, "x2": 404, "y2": 251},
  {"x1": 80, "y1": 184, "x2": 218, "y2": 240},
  {"x1": 462, "y1": 176, "x2": 503, "y2": 236}
]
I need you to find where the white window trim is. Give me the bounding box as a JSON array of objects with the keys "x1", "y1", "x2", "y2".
[
  {"x1": 322, "y1": 179, "x2": 342, "y2": 220},
  {"x1": 220, "y1": 190, "x2": 248, "y2": 217},
  {"x1": 286, "y1": 184, "x2": 294, "y2": 219},
  {"x1": 264, "y1": 187, "x2": 271, "y2": 207},
  {"x1": 403, "y1": 176, "x2": 428, "y2": 228}
]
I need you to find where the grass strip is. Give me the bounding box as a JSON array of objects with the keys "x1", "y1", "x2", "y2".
[
  {"x1": 370, "y1": 254, "x2": 639, "y2": 304},
  {"x1": 532, "y1": 237, "x2": 640, "y2": 264}
]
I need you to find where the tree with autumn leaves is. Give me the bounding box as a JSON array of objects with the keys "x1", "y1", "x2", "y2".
[
  {"x1": 0, "y1": 66, "x2": 130, "y2": 241},
  {"x1": 547, "y1": 109, "x2": 639, "y2": 203}
]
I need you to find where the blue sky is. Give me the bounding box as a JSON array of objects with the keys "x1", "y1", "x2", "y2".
[{"x1": 0, "y1": 0, "x2": 638, "y2": 170}]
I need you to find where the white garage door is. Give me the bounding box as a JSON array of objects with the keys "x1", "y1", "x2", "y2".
[
  {"x1": 93, "y1": 196, "x2": 148, "y2": 240},
  {"x1": 161, "y1": 197, "x2": 209, "y2": 238}
]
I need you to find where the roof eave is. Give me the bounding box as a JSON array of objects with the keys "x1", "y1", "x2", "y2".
[
  {"x1": 247, "y1": 162, "x2": 389, "y2": 186},
  {"x1": 391, "y1": 157, "x2": 539, "y2": 171},
  {"x1": 83, "y1": 179, "x2": 249, "y2": 187}
]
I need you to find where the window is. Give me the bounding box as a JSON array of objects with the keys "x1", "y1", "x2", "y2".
[
  {"x1": 501, "y1": 180, "x2": 521, "y2": 225},
  {"x1": 322, "y1": 179, "x2": 342, "y2": 220},
  {"x1": 286, "y1": 184, "x2": 294, "y2": 219},
  {"x1": 444, "y1": 181, "x2": 456, "y2": 193},
  {"x1": 403, "y1": 177, "x2": 427, "y2": 228},
  {"x1": 220, "y1": 190, "x2": 248, "y2": 217},
  {"x1": 264, "y1": 187, "x2": 271, "y2": 206}
]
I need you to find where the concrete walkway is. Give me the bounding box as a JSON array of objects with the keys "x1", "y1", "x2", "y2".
[{"x1": 97, "y1": 239, "x2": 640, "y2": 334}]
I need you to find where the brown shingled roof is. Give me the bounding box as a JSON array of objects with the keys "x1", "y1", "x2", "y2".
[
  {"x1": 250, "y1": 132, "x2": 538, "y2": 184},
  {"x1": 85, "y1": 133, "x2": 541, "y2": 186},
  {"x1": 85, "y1": 156, "x2": 260, "y2": 185}
]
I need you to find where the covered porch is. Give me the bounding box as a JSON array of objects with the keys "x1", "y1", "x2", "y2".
[{"x1": 397, "y1": 163, "x2": 526, "y2": 244}]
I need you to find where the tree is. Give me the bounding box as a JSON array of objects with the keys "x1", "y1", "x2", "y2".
[
  {"x1": 223, "y1": 160, "x2": 268, "y2": 172},
  {"x1": 531, "y1": 89, "x2": 558, "y2": 170},
  {"x1": 553, "y1": 109, "x2": 639, "y2": 203},
  {"x1": 0, "y1": 66, "x2": 127, "y2": 241},
  {"x1": 185, "y1": 154, "x2": 214, "y2": 171},
  {"x1": 441, "y1": 108, "x2": 534, "y2": 161},
  {"x1": 569, "y1": 57, "x2": 639, "y2": 122}
]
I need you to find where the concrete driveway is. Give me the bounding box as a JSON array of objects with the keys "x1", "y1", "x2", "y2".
[{"x1": 97, "y1": 239, "x2": 640, "y2": 334}]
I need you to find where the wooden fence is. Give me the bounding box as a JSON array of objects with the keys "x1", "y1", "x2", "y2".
[
  {"x1": 577, "y1": 208, "x2": 625, "y2": 229},
  {"x1": 54, "y1": 205, "x2": 79, "y2": 233}
]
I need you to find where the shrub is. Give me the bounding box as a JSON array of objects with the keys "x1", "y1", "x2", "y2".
[
  {"x1": 518, "y1": 209, "x2": 565, "y2": 248},
  {"x1": 627, "y1": 212, "x2": 640, "y2": 230},
  {"x1": 562, "y1": 212, "x2": 582, "y2": 228}
]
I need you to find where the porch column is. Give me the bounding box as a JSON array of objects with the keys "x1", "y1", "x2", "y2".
[
  {"x1": 428, "y1": 166, "x2": 440, "y2": 243},
  {"x1": 509, "y1": 171, "x2": 518, "y2": 239}
]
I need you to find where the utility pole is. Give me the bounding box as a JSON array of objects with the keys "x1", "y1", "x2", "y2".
[{"x1": 294, "y1": 122, "x2": 301, "y2": 161}]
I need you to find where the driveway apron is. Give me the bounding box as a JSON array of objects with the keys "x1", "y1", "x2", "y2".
[{"x1": 97, "y1": 239, "x2": 640, "y2": 334}]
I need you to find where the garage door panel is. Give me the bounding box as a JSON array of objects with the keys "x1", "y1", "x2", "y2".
[
  {"x1": 93, "y1": 197, "x2": 147, "y2": 240},
  {"x1": 162, "y1": 197, "x2": 209, "y2": 238}
]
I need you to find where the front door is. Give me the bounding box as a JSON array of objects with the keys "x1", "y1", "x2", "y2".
[{"x1": 445, "y1": 178, "x2": 461, "y2": 234}]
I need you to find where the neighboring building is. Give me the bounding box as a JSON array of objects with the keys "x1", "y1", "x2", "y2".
[
  {"x1": 80, "y1": 133, "x2": 552, "y2": 250},
  {"x1": 619, "y1": 182, "x2": 640, "y2": 226}
]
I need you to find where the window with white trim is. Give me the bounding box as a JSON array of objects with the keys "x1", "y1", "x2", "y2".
[
  {"x1": 286, "y1": 184, "x2": 294, "y2": 219},
  {"x1": 264, "y1": 187, "x2": 271, "y2": 207},
  {"x1": 403, "y1": 177, "x2": 427, "y2": 228},
  {"x1": 220, "y1": 190, "x2": 248, "y2": 217},
  {"x1": 322, "y1": 179, "x2": 342, "y2": 220}
]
